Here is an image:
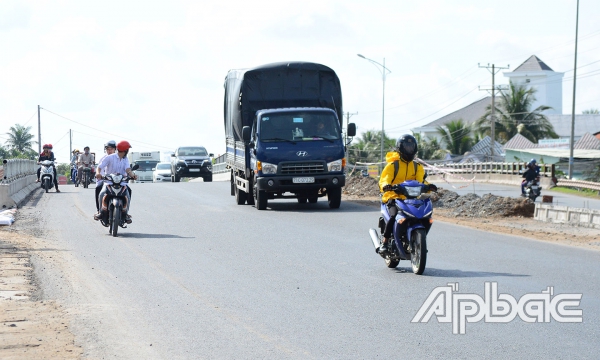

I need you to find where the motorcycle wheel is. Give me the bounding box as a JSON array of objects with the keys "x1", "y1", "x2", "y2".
[
  {"x1": 44, "y1": 179, "x2": 50, "y2": 193},
  {"x1": 112, "y1": 206, "x2": 121, "y2": 237},
  {"x1": 410, "y1": 229, "x2": 428, "y2": 275}
]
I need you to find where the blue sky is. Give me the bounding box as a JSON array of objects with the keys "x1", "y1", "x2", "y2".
[{"x1": 1, "y1": 0, "x2": 598, "y2": 161}]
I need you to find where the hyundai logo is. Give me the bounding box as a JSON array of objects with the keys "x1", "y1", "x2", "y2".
[{"x1": 296, "y1": 151, "x2": 308, "y2": 157}]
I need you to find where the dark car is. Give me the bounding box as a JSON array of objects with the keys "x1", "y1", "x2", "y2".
[{"x1": 171, "y1": 146, "x2": 214, "y2": 182}]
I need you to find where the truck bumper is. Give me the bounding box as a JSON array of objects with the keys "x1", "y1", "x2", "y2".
[{"x1": 256, "y1": 174, "x2": 345, "y2": 192}]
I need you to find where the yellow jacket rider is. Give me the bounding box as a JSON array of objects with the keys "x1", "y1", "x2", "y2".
[{"x1": 377, "y1": 134, "x2": 437, "y2": 255}]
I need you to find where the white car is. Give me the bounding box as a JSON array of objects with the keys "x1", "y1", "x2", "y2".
[{"x1": 153, "y1": 162, "x2": 172, "y2": 182}]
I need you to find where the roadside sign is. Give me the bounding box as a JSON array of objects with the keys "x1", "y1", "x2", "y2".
[{"x1": 368, "y1": 164, "x2": 379, "y2": 179}]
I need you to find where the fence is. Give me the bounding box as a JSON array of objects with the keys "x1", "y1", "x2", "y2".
[
  {"x1": 425, "y1": 161, "x2": 555, "y2": 178},
  {"x1": 1, "y1": 159, "x2": 39, "y2": 208}
]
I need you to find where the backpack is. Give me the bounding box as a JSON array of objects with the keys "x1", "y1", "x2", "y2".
[{"x1": 391, "y1": 160, "x2": 419, "y2": 183}]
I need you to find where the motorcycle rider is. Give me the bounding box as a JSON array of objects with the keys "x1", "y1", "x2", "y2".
[
  {"x1": 94, "y1": 141, "x2": 137, "y2": 224},
  {"x1": 378, "y1": 134, "x2": 437, "y2": 255},
  {"x1": 77, "y1": 146, "x2": 95, "y2": 184},
  {"x1": 70, "y1": 149, "x2": 80, "y2": 184},
  {"x1": 36, "y1": 144, "x2": 60, "y2": 192},
  {"x1": 94, "y1": 140, "x2": 117, "y2": 213},
  {"x1": 521, "y1": 159, "x2": 540, "y2": 197}
]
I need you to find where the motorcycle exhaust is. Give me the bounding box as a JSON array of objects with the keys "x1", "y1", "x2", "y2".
[{"x1": 369, "y1": 228, "x2": 381, "y2": 253}]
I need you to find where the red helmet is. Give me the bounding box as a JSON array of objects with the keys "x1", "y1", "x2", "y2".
[
  {"x1": 116, "y1": 140, "x2": 132, "y2": 152},
  {"x1": 43, "y1": 143, "x2": 51, "y2": 149},
  {"x1": 47, "y1": 144, "x2": 53, "y2": 149}
]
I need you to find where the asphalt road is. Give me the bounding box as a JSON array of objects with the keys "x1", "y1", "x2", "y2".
[
  {"x1": 439, "y1": 181, "x2": 600, "y2": 209},
  {"x1": 22, "y1": 182, "x2": 600, "y2": 359}
]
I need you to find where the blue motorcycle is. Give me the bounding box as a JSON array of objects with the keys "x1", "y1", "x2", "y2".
[
  {"x1": 369, "y1": 180, "x2": 434, "y2": 274},
  {"x1": 71, "y1": 164, "x2": 79, "y2": 187}
]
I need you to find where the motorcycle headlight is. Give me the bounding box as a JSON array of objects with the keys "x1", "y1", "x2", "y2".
[
  {"x1": 112, "y1": 174, "x2": 123, "y2": 183},
  {"x1": 258, "y1": 161, "x2": 277, "y2": 175},
  {"x1": 327, "y1": 159, "x2": 344, "y2": 172},
  {"x1": 404, "y1": 186, "x2": 422, "y2": 197}
]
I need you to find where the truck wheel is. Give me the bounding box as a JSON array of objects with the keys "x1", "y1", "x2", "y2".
[
  {"x1": 230, "y1": 172, "x2": 235, "y2": 196},
  {"x1": 297, "y1": 194, "x2": 307, "y2": 204},
  {"x1": 174, "y1": 174, "x2": 181, "y2": 182},
  {"x1": 235, "y1": 184, "x2": 246, "y2": 205},
  {"x1": 256, "y1": 190, "x2": 267, "y2": 210},
  {"x1": 308, "y1": 192, "x2": 318, "y2": 203},
  {"x1": 327, "y1": 187, "x2": 342, "y2": 209}
]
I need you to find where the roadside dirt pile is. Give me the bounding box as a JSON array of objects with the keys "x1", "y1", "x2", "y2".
[{"x1": 343, "y1": 175, "x2": 535, "y2": 218}]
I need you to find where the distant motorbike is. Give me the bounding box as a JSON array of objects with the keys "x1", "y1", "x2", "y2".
[
  {"x1": 71, "y1": 164, "x2": 79, "y2": 186},
  {"x1": 369, "y1": 180, "x2": 434, "y2": 275},
  {"x1": 99, "y1": 164, "x2": 138, "y2": 237},
  {"x1": 81, "y1": 163, "x2": 93, "y2": 188},
  {"x1": 39, "y1": 160, "x2": 55, "y2": 193},
  {"x1": 524, "y1": 177, "x2": 541, "y2": 201}
]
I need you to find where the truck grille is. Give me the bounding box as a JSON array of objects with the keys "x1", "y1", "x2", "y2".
[{"x1": 280, "y1": 161, "x2": 325, "y2": 175}]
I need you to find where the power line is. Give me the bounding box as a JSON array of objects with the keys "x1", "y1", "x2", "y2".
[{"x1": 41, "y1": 108, "x2": 176, "y2": 151}]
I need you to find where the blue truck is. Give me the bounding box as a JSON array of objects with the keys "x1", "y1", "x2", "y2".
[{"x1": 224, "y1": 62, "x2": 356, "y2": 210}]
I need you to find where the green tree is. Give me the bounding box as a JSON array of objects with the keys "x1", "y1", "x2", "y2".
[
  {"x1": 436, "y1": 119, "x2": 473, "y2": 155},
  {"x1": 413, "y1": 133, "x2": 446, "y2": 160},
  {"x1": 0, "y1": 145, "x2": 9, "y2": 159},
  {"x1": 5, "y1": 124, "x2": 37, "y2": 153},
  {"x1": 583, "y1": 164, "x2": 600, "y2": 182},
  {"x1": 347, "y1": 129, "x2": 394, "y2": 164},
  {"x1": 474, "y1": 81, "x2": 558, "y2": 144},
  {"x1": 582, "y1": 108, "x2": 599, "y2": 114}
]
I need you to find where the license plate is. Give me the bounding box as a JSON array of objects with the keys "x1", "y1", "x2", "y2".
[
  {"x1": 293, "y1": 177, "x2": 315, "y2": 184},
  {"x1": 189, "y1": 169, "x2": 200, "y2": 172}
]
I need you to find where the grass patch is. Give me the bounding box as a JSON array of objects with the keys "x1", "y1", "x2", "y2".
[{"x1": 550, "y1": 186, "x2": 600, "y2": 199}]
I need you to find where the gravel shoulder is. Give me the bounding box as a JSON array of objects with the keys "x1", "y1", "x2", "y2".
[{"x1": 0, "y1": 227, "x2": 82, "y2": 358}]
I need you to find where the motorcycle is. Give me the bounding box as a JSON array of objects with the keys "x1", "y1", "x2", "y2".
[
  {"x1": 71, "y1": 164, "x2": 79, "y2": 186},
  {"x1": 81, "y1": 163, "x2": 93, "y2": 188},
  {"x1": 524, "y1": 177, "x2": 541, "y2": 201},
  {"x1": 99, "y1": 164, "x2": 138, "y2": 237},
  {"x1": 39, "y1": 160, "x2": 55, "y2": 193},
  {"x1": 369, "y1": 180, "x2": 434, "y2": 275}
]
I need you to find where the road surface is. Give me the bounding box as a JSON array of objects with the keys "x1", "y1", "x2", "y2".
[{"x1": 20, "y1": 182, "x2": 600, "y2": 359}]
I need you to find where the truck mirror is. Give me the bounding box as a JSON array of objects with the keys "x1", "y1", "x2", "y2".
[
  {"x1": 209, "y1": 153, "x2": 214, "y2": 157},
  {"x1": 171, "y1": 153, "x2": 176, "y2": 157},
  {"x1": 347, "y1": 123, "x2": 356, "y2": 137},
  {"x1": 242, "y1": 126, "x2": 251, "y2": 141}
]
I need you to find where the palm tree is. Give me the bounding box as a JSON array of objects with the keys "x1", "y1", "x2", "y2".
[
  {"x1": 436, "y1": 119, "x2": 473, "y2": 155},
  {"x1": 5, "y1": 124, "x2": 36, "y2": 153},
  {"x1": 474, "y1": 81, "x2": 558, "y2": 143},
  {"x1": 582, "y1": 108, "x2": 599, "y2": 114}
]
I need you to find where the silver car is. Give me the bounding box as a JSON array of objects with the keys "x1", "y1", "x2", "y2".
[{"x1": 153, "y1": 162, "x2": 172, "y2": 182}]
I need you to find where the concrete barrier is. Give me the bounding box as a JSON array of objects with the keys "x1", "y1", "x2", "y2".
[
  {"x1": 1, "y1": 159, "x2": 38, "y2": 209},
  {"x1": 534, "y1": 203, "x2": 600, "y2": 229}
]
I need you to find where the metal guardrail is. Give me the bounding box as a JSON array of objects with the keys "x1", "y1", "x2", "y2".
[
  {"x1": 2, "y1": 159, "x2": 37, "y2": 183},
  {"x1": 212, "y1": 153, "x2": 228, "y2": 174},
  {"x1": 556, "y1": 179, "x2": 600, "y2": 192},
  {"x1": 426, "y1": 161, "x2": 554, "y2": 178}
]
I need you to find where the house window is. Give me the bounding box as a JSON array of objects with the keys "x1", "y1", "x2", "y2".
[{"x1": 525, "y1": 79, "x2": 530, "y2": 83}]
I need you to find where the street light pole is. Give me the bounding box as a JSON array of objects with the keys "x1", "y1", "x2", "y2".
[
  {"x1": 357, "y1": 54, "x2": 392, "y2": 170},
  {"x1": 568, "y1": 0, "x2": 580, "y2": 179}
]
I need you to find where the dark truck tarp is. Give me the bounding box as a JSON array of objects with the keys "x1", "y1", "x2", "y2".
[{"x1": 224, "y1": 62, "x2": 343, "y2": 141}]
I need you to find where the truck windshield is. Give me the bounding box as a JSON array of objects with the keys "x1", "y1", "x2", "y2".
[
  {"x1": 260, "y1": 111, "x2": 340, "y2": 142},
  {"x1": 178, "y1": 147, "x2": 208, "y2": 156},
  {"x1": 134, "y1": 161, "x2": 159, "y2": 171}
]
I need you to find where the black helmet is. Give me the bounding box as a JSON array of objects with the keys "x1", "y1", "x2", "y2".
[
  {"x1": 396, "y1": 134, "x2": 418, "y2": 162},
  {"x1": 104, "y1": 140, "x2": 117, "y2": 149}
]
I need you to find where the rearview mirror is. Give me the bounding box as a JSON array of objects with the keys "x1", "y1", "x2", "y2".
[
  {"x1": 131, "y1": 164, "x2": 140, "y2": 171},
  {"x1": 152, "y1": 168, "x2": 156, "y2": 171},
  {"x1": 347, "y1": 123, "x2": 356, "y2": 137},
  {"x1": 209, "y1": 153, "x2": 214, "y2": 157},
  {"x1": 171, "y1": 153, "x2": 176, "y2": 157},
  {"x1": 242, "y1": 126, "x2": 251, "y2": 141}
]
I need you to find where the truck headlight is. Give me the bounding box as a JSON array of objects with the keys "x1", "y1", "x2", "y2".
[
  {"x1": 327, "y1": 159, "x2": 344, "y2": 172},
  {"x1": 258, "y1": 161, "x2": 277, "y2": 175}
]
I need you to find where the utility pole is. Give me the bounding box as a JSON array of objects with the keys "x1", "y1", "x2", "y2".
[
  {"x1": 69, "y1": 129, "x2": 72, "y2": 157},
  {"x1": 568, "y1": 0, "x2": 580, "y2": 179},
  {"x1": 344, "y1": 111, "x2": 358, "y2": 146},
  {"x1": 479, "y1": 63, "x2": 509, "y2": 161},
  {"x1": 37, "y1": 105, "x2": 41, "y2": 154}
]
